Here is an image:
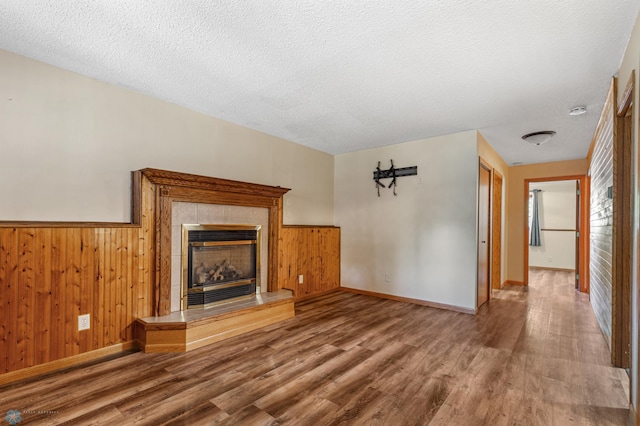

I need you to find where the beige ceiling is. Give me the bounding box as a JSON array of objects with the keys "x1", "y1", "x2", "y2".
[{"x1": 1, "y1": 1, "x2": 639, "y2": 165}]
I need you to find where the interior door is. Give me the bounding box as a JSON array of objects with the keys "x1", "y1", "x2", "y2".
[
  {"x1": 477, "y1": 161, "x2": 491, "y2": 308},
  {"x1": 491, "y1": 170, "x2": 503, "y2": 290},
  {"x1": 575, "y1": 180, "x2": 580, "y2": 290}
]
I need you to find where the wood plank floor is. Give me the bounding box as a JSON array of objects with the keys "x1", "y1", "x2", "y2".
[{"x1": 0, "y1": 269, "x2": 629, "y2": 425}]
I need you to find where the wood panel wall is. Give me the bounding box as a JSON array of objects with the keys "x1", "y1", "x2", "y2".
[
  {"x1": 589, "y1": 79, "x2": 615, "y2": 349},
  {"x1": 0, "y1": 226, "x2": 153, "y2": 375},
  {"x1": 279, "y1": 226, "x2": 340, "y2": 299}
]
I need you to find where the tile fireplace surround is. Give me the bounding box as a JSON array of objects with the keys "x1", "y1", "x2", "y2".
[{"x1": 171, "y1": 202, "x2": 269, "y2": 312}]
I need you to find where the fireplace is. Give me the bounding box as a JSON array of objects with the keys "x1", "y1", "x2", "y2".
[{"x1": 182, "y1": 224, "x2": 261, "y2": 309}]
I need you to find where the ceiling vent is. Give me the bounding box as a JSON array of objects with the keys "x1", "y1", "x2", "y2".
[{"x1": 521, "y1": 131, "x2": 556, "y2": 146}]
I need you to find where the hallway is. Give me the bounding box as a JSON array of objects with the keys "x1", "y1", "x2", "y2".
[{"x1": 474, "y1": 268, "x2": 630, "y2": 424}]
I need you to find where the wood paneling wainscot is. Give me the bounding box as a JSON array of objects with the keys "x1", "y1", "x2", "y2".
[
  {"x1": 589, "y1": 78, "x2": 615, "y2": 350},
  {"x1": 279, "y1": 226, "x2": 340, "y2": 299},
  {"x1": 0, "y1": 225, "x2": 152, "y2": 380}
]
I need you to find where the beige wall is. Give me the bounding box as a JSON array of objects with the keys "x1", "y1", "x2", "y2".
[
  {"x1": 506, "y1": 159, "x2": 589, "y2": 283},
  {"x1": 477, "y1": 132, "x2": 509, "y2": 176},
  {"x1": 616, "y1": 9, "x2": 640, "y2": 413},
  {"x1": 335, "y1": 130, "x2": 479, "y2": 310},
  {"x1": 0, "y1": 49, "x2": 334, "y2": 224}
]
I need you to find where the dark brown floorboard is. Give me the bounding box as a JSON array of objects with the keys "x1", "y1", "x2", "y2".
[{"x1": 0, "y1": 269, "x2": 629, "y2": 425}]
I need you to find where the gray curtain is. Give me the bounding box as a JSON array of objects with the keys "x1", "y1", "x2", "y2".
[{"x1": 529, "y1": 189, "x2": 541, "y2": 246}]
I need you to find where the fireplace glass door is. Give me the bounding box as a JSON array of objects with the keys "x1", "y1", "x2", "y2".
[{"x1": 182, "y1": 225, "x2": 260, "y2": 309}]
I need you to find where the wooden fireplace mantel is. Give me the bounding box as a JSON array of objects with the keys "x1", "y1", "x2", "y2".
[
  {"x1": 134, "y1": 168, "x2": 291, "y2": 316},
  {"x1": 136, "y1": 168, "x2": 291, "y2": 200}
]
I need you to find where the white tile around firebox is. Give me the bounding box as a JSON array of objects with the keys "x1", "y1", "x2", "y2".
[
  {"x1": 251, "y1": 208, "x2": 269, "y2": 225},
  {"x1": 172, "y1": 226, "x2": 182, "y2": 255},
  {"x1": 172, "y1": 202, "x2": 198, "y2": 224},
  {"x1": 170, "y1": 202, "x2": 270, "y2": 299},
  {"x1": 170, "y1": 284, "x2": 181, "y2": 313},
  {"x1": 196, "y1": 203, "x2": 225, "y2": 223},
  {"x1": 171, "y1": 254, "x2": 182, "y2": 307},
  {"x1": 223, "y1": 205, "x2": 254, "y2": 223}
]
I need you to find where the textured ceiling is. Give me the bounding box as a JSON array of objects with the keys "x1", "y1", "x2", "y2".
[{"x1": 1, "y1": 1, "x2": 639, "y2": 164}]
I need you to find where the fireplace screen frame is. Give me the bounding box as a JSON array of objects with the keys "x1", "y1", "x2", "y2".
[{"x1": 181, "y1": 224, "x2": 261, "y2": 310}]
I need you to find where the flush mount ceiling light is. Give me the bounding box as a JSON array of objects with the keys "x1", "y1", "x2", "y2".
[
  {"x1": 521, "y1": 131, "x2": 556, "y2": 146},
  {"x1": 569, "y1": 106, "x2": 587, "y2": 116}
]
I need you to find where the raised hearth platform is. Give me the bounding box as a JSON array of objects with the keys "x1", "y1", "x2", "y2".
[{"x1": 134, "y1": 290, "x2": 294, "y2": 353}]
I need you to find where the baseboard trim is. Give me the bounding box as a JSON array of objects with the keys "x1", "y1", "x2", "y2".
[
  {"x1": 505, "y1": 280, "x2": 526, "y2": 286},
  {"x1": 340, "y1": 287, "x2": 475, "y2": 315},
  {"x1": 528, "y1": 266, "x2": 575, "y2": 272},
  {"x1": 0, "y1": 341, "x2": 138, "y2": 386}
]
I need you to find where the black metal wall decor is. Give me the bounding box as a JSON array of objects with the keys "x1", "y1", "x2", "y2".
[{"x1": 373, "y1": 160, "x2": 418, "y2": 196}]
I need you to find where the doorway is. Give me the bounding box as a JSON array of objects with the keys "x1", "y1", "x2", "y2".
[
  {"x1": 524, "y1": 175, "x2": 588, "y2": 292},
  {"x1": 527, "y1": 179, "x2": 579, "y2": 287},
  {"x1": 477, "y1": 160, "x2": 491, "y2": 308},
  {"x1": 613, "y1": 72, "x2": 633, "y2": 370}
]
